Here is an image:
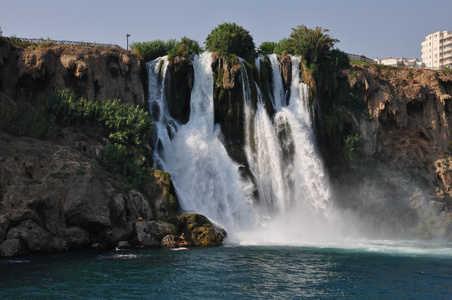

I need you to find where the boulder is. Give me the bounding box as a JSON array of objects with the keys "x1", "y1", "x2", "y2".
[
  {"x1": 117, "y1": 241, "x2": 132, "y2": 249},
  {"x1": 179, "y1": 213, "x2": 227, "y2": 247},
  {"x1": 0, "y1": 239, "x2": 26, "y2": 257},
  {"x1": 135, "y1": 220, "x2": 178, "y2": 247},
  {"x1": 0, "y1": 215, "x2": 10, "y2": 242},
  {"x1": 7, "y1": 220, "x2": 67, "y2": 253},
  {"x1": 161, "y1": 235, "x2": 191, "y2": 248}
]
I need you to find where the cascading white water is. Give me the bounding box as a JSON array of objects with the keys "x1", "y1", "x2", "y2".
[
  {"x1": 147, "y1": 57, "x2": 172, "y2": 168},
  {"x1": 233, "y1": 55, "x2": 339, "y2": 244},
  {"x1": 147, "y1": 52, "x2": 256, "y2": 234},
  {"x1": 148, "y1": 52, "x2": 340, "y2": 244},
  {"x1": 268, "y1": 54, "x2": 286, "y2": 109}
]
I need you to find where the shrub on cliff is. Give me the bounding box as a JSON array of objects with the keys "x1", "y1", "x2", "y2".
[
  {"x1": 205, "y1": 23, "x2": 255, "y2": 59},
  {"x1": 46, "y1": 90, "x2": 153, "y2": 147},
  {"x1": 0, "y1": 90, "x2": 153, "y2": 149},
  {"x1": 131, "y1": 38, "x2": 202, "y2": 62},
  {"x1": 100, "y1": 143, "x2": 150, "y2": 189},
  {"x1": 167, "y1": 37, "x2": 202, "y2": 61},
  {"x1": 259, "y1": 41, "x2": 277, "y2": 54},
  {"x1": 274, "y1": 38, "x2": 292, "y2": 55},
  {"x1": 130, "y1": 40, "x2": 168, "y2": 62}
]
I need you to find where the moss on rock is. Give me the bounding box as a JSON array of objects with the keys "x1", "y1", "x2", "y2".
[{"x1": 178, "y1": 213, "x2": 227, "y2": 247}]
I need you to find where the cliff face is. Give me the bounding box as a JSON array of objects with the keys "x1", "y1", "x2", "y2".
[
  {"x1": 326, "y1": 64, "x2": 452, "y2": 238},
  {"x1": 0, "y1": 38, "x2": 146, "y2": 106},
  {"x1": 0, "y1": 130, "x2": 179, "y2": 256},
  {"x1": 0, "y1": 39, "x2": 226, "y2": 257},
  {"x1": 2, "y1": 36, "x2": 452, "y2": 252},
  {"x1": 346, "y1": 65, "x2": 452, "y2": 201}
]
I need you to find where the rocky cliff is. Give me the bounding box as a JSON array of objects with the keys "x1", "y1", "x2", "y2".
[
  {"x1": 346, "y1": 65, "x2": 452, "y2": 200},
  {"x1": 0, "y1": 38, "x2": 146, "y2": 105},
  {"x1": 329, "y1": 64, "x2": 452, "y2": 238},
  {"x1": 0, "y1": 38, "x2": 225, "y2": 257}
]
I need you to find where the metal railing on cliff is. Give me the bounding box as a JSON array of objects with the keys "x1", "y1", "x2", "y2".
[
  {"x1": 6, "y1": 36, "x2": 120, "y2": 48},
  {"x1": 348, "y1": 53, "x2": 375, "y2": 64}
]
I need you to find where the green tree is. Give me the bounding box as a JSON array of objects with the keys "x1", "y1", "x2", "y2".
[
  {"x1": 130, "y1": 40, "x2": 167, "y2": 61},
  {"x1": 274, "y1": 38, "x2": 292, "y2": 55},
  {"x1": 259, "y1": 41, "x2": 277, "y2": 54},
  {"x1": 205, "y1": 22, "x2": 255, "y2": 59},
  {"x1": 168, "y1": 36, "x2": 202, "y2": 60},
  {"x1": 288, "y1": 25, "x2": 339, "y2": 67}
]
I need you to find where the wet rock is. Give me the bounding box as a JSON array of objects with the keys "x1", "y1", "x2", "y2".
[
  {"x1": 117, "y1": 241, "x2": 132, "y2": 249},
  {"x1": 161, "y1": 235, "x2": 191, "y2": 248},
  {"x1": 0, "y1": 239, "x2": 26, "y2": 257},
  {"x1": 179, "y1": 213, "x2": 227, "y2": 247},
  {"x1": 7, "y1": 220, "x2": 68, "y2": 253},
  {"x1": 135, "y1": 220, "x2": 178, "y2": 247}
]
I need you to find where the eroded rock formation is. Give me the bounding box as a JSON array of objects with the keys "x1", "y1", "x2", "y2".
[
  {"x1": 346, "y1": 65, "x2": 452, "y2": 203},
  {"x1": 0, "y1": 38, "x2": 145, "y2": 106}
]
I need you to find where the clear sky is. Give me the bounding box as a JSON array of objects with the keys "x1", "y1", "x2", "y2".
[{"x1": 1, "y1": 0, "x2": 451, "y2": 60}]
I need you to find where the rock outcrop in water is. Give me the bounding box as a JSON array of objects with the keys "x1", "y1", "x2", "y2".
[{"x1": 161, "y1": 213, "x2": 226, "y2": 248}]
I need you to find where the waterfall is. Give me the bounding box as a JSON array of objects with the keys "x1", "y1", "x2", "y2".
[
  {"x1": 147, "y1": 52, "x2": 256, "y2": 233},
  {"x1": 148, "y1": 52, "x2": 338, "y2": 244},
  {"x1": 268, "y1": 54, "x2": 286, "y2": 109}
]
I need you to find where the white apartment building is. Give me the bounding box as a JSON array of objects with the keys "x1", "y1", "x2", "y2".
[{"x1": 421, "y1": 31, "x2": 452, "y2": 70}]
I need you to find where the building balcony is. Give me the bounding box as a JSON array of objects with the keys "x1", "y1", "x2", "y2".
[
  {"x1": 441, "y1": 52, "x2": 452, "y2": 60},
  {"x1": 441, "y1": 39, "x2": 452, "y2": 46}
]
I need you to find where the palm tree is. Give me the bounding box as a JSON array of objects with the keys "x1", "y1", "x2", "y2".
[{"x1": 288, "y1": 25, "x2": 339, "y2": 67}]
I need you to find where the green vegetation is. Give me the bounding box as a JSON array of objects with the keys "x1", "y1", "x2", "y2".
[
  {"x1": 350, "y1": 59, "x2": 372, "y2": 66},
  {"x1": 288, "y1": 25, "x2": 339, "y2": 67},
  {"x1": 4, "y1": 36, "x2": 55, "y2": 49},
  {"x1": 259, "y1": 41, "x2": 278, "y2": 54},
  {"x1": 0, "y1": 89, "x2": 152, "y2": 146},
  {"x1": 0, "y1": 90, "x2": 154, "y2": 188},
  {"x1": 344, "y1": 133, "x2": 362, "y2": 162},
  {"x1": 100, "y1": 143, "x2": 150, "y2": 189},
  {"x1": 40, "y1": 90, "x2": 152, "y2": 147},
  {"x1": 130, "y1": 37, "x2": 201, "y2": 62},
  {"x1": 273, "y1": 38, "x2": 291, "y2": 55},
  {"x1": 442, "y1": 65, "x2": 452, "y2": 73},
  {"x1": 205, "y1": 22, "x2": 255, "y2": 59},
  {"x1": 6, "y1": 36, "x2": 33, "y2": 48},
  {"x1": 167, "y1": 36, "x2": 202, "y2": 61},
  {"x1": 130, "y1": 40, "x2": 168, "y2": 62}
]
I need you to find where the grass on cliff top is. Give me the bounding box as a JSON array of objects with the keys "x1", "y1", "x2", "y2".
[{"x1": 350, "y1": 59, "x2": 373, "y2": 66}]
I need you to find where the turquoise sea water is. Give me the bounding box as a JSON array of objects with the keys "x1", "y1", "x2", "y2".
[{"x1": 1, "y1": 242, "x2": 452, "y2": 299}]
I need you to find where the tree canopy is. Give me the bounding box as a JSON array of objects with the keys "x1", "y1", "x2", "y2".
[
  {"x1": 288, "y1": 25, "x2": 339, "y2": 66},
  {"x1": 205, "y1": 23, "x2": 255, "y2": 59}
]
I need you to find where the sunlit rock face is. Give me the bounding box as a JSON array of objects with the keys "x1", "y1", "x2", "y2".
[
  {"x1": 0, "y1": 40, "x2": 146, "y2": 106},
  {"x1": 346, "y1": 65, "x2": 452, "y2": 204}
]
